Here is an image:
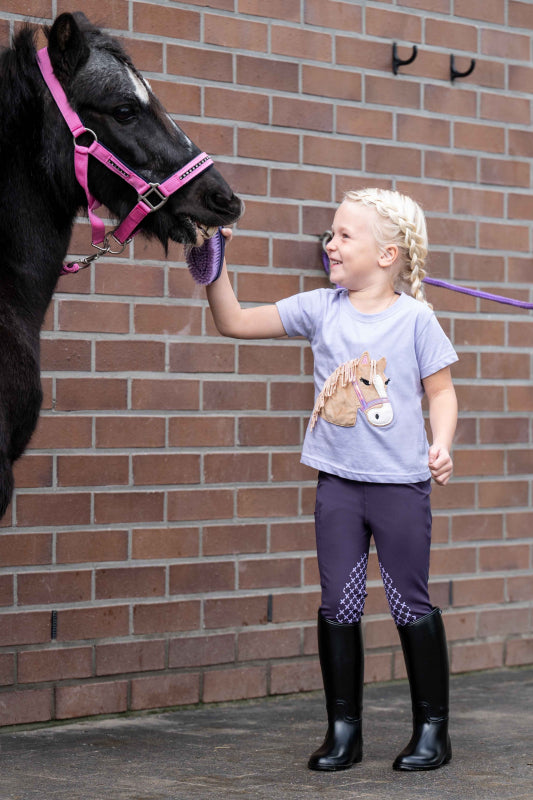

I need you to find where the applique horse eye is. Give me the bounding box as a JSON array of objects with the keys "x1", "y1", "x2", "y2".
[
  {"x1": 359, "y1": 375, "x2": 390, "y2": 387},
  {"x1": 310, "y1": 352, "x2": 393, "y2": 430}
]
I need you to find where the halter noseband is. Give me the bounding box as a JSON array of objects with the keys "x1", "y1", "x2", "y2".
[
  {"x1": 351, "y1": 381, "x2": 391, "y2": 413},
  {"x1": 36, "y1": 47, "x2": 214, "y2": 274}
]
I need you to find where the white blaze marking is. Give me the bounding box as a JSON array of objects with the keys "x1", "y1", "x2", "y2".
[
  {"x1": 127, "y1": 67, "x2": 150, "y2": 105},
  {"x1": 125, "y1": 66, "x2": 193, "y2": 151}
]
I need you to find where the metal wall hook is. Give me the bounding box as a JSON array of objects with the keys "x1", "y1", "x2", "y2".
[
  {"x1": 392, "y1": 42, "x2": 418, "y2": 75},
  {"x1": 450, "y1": 54, "x2": 476, "y2": 82}
]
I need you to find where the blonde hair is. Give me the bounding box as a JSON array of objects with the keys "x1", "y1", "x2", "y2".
[{"x1": 343, "y1": 188, "x2": 430, "y2": 306}]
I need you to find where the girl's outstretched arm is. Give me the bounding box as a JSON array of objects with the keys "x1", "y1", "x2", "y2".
[
  {"x1": 423, "y1": 366, "x2": 458, "y2": 486},
  {"x1": 206, "y1": 229, "x2": 287, "y2": 340}
]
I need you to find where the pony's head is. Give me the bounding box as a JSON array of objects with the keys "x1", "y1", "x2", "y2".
[{"x1": 44, "y1": 12, "x2": 242, "y2": 247}]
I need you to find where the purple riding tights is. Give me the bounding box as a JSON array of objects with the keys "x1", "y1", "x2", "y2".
[{"x1": 314, "y1": 472, "x2": 434, "y2": 626}]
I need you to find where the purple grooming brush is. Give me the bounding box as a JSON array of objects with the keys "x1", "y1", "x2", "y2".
[{"x1": 185, "y1": 228, "x2": 226, "y2": 285}]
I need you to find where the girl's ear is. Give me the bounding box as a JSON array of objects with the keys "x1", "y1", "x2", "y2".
[{"x1": 378, "y1": 244, "x2": 398, "y2": 268}]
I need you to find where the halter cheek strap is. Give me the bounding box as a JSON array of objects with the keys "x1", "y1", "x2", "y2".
[{"x1": 36, "y1": 47, "x2": 213, "y2": 272}]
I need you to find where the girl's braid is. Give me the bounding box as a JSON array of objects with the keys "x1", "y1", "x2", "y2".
[
  {"x1": 345, "y1": 189, "x2": 431, "y2": 306},
  {"x1": 398, "y1": 211, "x2": 428, "y2": 305}
]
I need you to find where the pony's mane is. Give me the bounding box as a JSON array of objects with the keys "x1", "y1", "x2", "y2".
[
  {"x1": 0, "y1": 26, "x2": 42, "y2": 146},
  {"x1": 0, "y1": 24, "x2": 35, "y2": 66}
]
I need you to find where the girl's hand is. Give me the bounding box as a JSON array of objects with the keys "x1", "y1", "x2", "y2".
[
  {"x1": 428, "y1": 444, "x2": 453, "y2": 485},
  {"x1": 423, "y1": 366, "x2": 457, "y2": 486},
  {"x1": 220, "y1": 226, "x2": 233, "y2": 242}
]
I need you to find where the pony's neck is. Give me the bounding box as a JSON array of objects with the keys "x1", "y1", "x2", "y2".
[{"x1": 0, "y1": 32, "x2": 82, "y2": 322}]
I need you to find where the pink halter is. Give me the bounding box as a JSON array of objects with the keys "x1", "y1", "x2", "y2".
[{"x1": 36, "y1": 47, "x2": 213, "y2": 273}]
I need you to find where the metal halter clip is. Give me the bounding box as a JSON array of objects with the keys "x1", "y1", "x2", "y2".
[
  {"x1": 79, "y1": 251, "x2": 103, "y2": 267},
  {"x1": 61, "y1": 250, "x2": 103, "y2": 274}
]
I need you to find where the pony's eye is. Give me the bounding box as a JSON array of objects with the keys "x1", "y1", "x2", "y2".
[
  {"x1": 112, "y1": 104, "x2": 136, "y2": 122},
  {"x1": 360, "y1": 378, "x2": 371, "y2": 386},
  {"x1": 385, "y1": 378, "x2": 391, "y2": 385}
]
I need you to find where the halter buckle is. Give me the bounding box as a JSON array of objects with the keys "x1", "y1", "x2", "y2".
[{"x1": 139, "y1": 183, "x2": 167, "y2": 212}]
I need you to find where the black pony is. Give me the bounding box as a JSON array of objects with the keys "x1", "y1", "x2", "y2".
[{"x1": 0, "y1": 12, "x2": 242, "y2": 517}]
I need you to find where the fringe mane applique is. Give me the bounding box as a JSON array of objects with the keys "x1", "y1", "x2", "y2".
[{"x1": 310, "y1": 357, "x2": 361, "y2": 430}]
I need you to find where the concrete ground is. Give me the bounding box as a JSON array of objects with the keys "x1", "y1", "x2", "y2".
[{"x1": 0, "y1": 666, "x2": 531, "y2": 800}]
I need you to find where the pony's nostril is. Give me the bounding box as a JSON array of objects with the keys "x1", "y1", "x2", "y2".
[
  {"x1": 204, "y1": 191, "x2": 222, "y2": 208},
  {"x1": 207, "y1": 191, "x2": 237, "y2": 212}
]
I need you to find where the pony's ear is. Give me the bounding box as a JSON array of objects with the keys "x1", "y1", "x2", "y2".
[{"x1": 47, "y1": 13, "x2": 90, "y2": 82}]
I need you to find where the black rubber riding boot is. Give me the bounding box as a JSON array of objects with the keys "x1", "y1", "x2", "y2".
[
  {"x1": 308, "y1": 612, "x2": 364, "y2": 771},
  {"x1": 393, "y1": 607, "x2": 452, "y2": 771}
]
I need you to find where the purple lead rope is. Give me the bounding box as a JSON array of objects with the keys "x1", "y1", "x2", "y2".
[
  {"x1": 320, "y1": 249, "x2": 533, "y2": 311},
  {"x1": 422, "y1": 277, "x2": 533, "y2": 310}
]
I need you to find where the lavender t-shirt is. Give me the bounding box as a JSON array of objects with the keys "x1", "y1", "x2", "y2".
[{"x1": 276, "y1": 289, "x2": 458, "y2": 483}]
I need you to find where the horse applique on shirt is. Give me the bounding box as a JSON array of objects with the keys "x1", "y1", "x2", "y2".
[{"x1": 310, "y1": 352, "x2": 393, "y2": 430}]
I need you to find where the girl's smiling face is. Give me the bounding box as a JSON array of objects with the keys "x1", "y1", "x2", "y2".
[{"x1": 326, "y1": 201, "x2": 388, "y2": 291}]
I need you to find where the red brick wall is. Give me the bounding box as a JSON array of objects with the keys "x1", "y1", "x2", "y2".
[{"x1": 0, "y1": 0, "x2": 531, "y2": 726}]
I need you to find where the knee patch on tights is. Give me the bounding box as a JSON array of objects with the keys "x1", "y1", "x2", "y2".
[
  {"x1": 336, "y1": 554, "x2": 368, "y2": 623},
  {"x1": 379, "y1": 562, "x2": 417, "y2": 626}
]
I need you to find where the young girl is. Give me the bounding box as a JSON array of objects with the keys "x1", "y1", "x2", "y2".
[{"x1": 206, "y1": 188, "x2": 458, "y2": 773}]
